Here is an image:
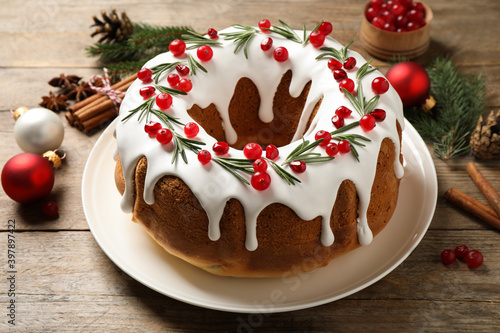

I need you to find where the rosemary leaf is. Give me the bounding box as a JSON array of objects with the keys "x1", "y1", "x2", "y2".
[
  {"x1": 155, "y1": 85, "x2": 188, "y2": 95},
  {"x1": 267, "y1": 159, "x2": 301, "y2": 185},
  {"x1": 303, "y1": 20, "x2": 323, "y2": 45},
  {"x1": 182, "y1": 29, "x2": 222, "y2": 49},
  {"x1": 343, "y1": 88, "x2": 364, "y2": 116}
]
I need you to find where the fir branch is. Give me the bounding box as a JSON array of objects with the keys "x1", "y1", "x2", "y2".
[
  {"x1": 265, "y1": 20, "x2": 303, "y2": 44},
  {"x1": 86, "y1": 41, "x2": 138, "y2": 63},
  {"x1": 105, "y1": 59, "x2": 150, "y2": 80},
  {"x1": 404, "y1": 57, "x2": 486, "y2": 160},
  {"x1": 182, "y1": 29, "x2": 222, "y2": 49},
  {"x1": 220, "y1": 24, "x2": 258, "y2": 59},
  {"x1": 129, "y1": 24, "x2": 192, "y2": 49}
]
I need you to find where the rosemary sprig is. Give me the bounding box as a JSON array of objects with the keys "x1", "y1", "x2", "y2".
[
  {"x1": 315, "y1": 40, "x2": 354, "y2": 62},
  {"x1": 220, "y1": 24, "x2": 258, "y2": 59},
  {"x1": 171, "y1": 134, "x2": 206, "y2": 164},
  {"x1": 122, "y1": 97, "x2": 155, "y2": 122},
  {"x1": 267, "y1": 159, "x2": 301, "y2": 185},
  {"x1": 282, "y1": 138, "x2": 334, "y2": 166},
  {"x1": 150, "y1": 61, "x2": 181, "y2": 84},
  {"x1": 331, "y1": 133, "x2": 371, "y2": 162},
  {"x1": 264, "y1": 20, "x2": 303, "y2": 44},
  {"x1": 155, "y1": 85, "x2": 188, "y2": 95},
  {"x1": 356, "y1": 60, "x2": 379, "y2": 81},
  {"x1": 187, "y1": 54, "x2": 207, "y2": 76},
  {"x1": 343, "y1": 88, "x2": 380, "y2": 117},
  {"x1": 181, "y1": 29, "x2": 222, "y2": 49},
  {"x1": 212, "y1": 157, "x2": 254, "y2": 185},
  {"x1": 303, "y1": 20, "x2": 323, "y2": 45}
]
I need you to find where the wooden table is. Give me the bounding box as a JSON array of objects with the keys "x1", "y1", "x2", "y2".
[{"x1": 1, "y1": 0, "x2": 499, "y2": 331}]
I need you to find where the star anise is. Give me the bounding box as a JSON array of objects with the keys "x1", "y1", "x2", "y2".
[
  {"x1": 48, "y1": 74, "x2": 82, "y2": 89},
  {"x1": 39, "y1": 91, "x2": 69, "y2": 112},
  {"x1": 63, "y1": 81, "x2": 97, "y2": 102}
]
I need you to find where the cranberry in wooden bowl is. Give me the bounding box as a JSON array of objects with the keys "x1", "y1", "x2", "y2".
[{"x1": 360, "y1": 0, "x2": 433, "y2": 60}]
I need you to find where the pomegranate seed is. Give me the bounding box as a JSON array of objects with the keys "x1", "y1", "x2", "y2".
[
  {"x1": 243, "y1": 143, "x2": 263, "y2": 159},
  {"x1": 383, "y1": 22, "x2": 397, "y2": 32},
  {"x1": 371, "y1": 16, "x2": 387, "y2": 29},
  {"x1": 197, "y1": 45, "x2": 213, "y2": 61},
  {"x1": 167, "y1": 74, "x2": 180, "y2": 87},
  {"x1": 43, "y1": 201, "x2": 59, "y2": 217},
  {"x1": 343, "y1": 57, "x2": 357, "y2": 70},
  {"x1": 407, "y1": 8, "x2": 424, "y2": 22},
  {"x1": 139, "y1": 86, "x2": 155, "y2": 99},
  {"x1": 372, "y1": 77, "x2": 390, "y2": 94},
  {"x1": 360, "y1": 114, "x2": 376, "y2": 131},
  {"x1": 399, "y1": 0, "x2": 413, "y2": 8},
  {"x1": 339, "y1": 78, "x2": 355, "y2": 94},
  {"x1": 156, "y1": 93, "x2": 173, "y2": 110},
  {"x1": 380, "y1": 10, "x2": 396, "y2": 24},
  {"x1": 251, "y1": 172, "x2": 271, "y2": 191},
  {"x1": 176, "y1": 64, "x2": 190, "y2": 76},
  {"x1": 184, "y1": 122, "x2": 199, "y2": 138},
  {"x1": 156, "y1": 128, "x2": 173, "y2": 145},
  {"x1": 207, "y1": 28, "x2": 218, "y2": 40},
  {"x1": 252, "y1": 158, "x2": 268, "y2": 172},
  {"x1": 465, "y1": 250, "x2": 483, "y2": 268},
  {"x1": 328, "y1": 59, "x2": 343, "y2": 71},
  {"x1": 380, "y1": 3, "x2": 388, "y2": 10},
  {"x1": 178, "y1": 79, "x2": 193, "y2": 92},
  {"x1": 213, "y1": 142, "x2": 229, "y2": 155},
  {"x1": 366, "y1": 7, "x2": 380, "y2": 21},
  {"x1": 137, "y1": 68, "x2": 152, "y2": 83},
  {"x1": 265, "y1": 144, "x2": 279, "y2": 160},
  {"x1": 258, "y1": 19, "x2": 271, "y2": 32},
  {"x1": 261, "y1": 37, "x2": 273, "y2": 51},
  {"x1": 309, "y1": 30, "x2": 325, "y2": 48},
  {"x1": 198, "y1": 149, "x2": 212, "y2": 165},
  {"x1": 273, "y1": 47, "x2": 289, "y2": 62},
  {"x1": 396, "y1": 27, "x2": 407, "y2": 33},
  {"x1": 371, "y1": 109, "x2": 386, "y2": 122},
  {"x1": 315, "y1": 130, "x2": 332, "y2": 147},
  {"x1": 144, "y1": 121, "x2": 162, "y2": 135},
  {"x1": 290, "y1": 160, "x2": 306, "y2": 173},
  {"x1": 338, "y1": 140, "x2": 351, "y2": 153},
  {"x1": 169, "y1": 39, "x2": 186, "y2": 57},
  {"x1": 335, "y1": 106, "x2": 352, "y2": 118},
  {"x1": 333, "y1": 69, "x2": 347, "y2": 82},
  {"x1": 326, "y1": 142, "x2": 339, "y2": 157},
  {"x1": 412, "y1": 2, "x2": 424, "y2": 12},
  {"x1": 454, "y1": 245, "x2": 469, "y2": 259},
  {"x1": 331, "y1": 114, "x2": 345, "y2": 129},
  {"x1": 391, "y1": 3, "x2": 407, "y2": 16},
  {"x1": 441, "y1": 249, "x2": 456, "y2": 265},
  {"x1": 318, "y1": 21, "x2": 333, "y2": 35}
]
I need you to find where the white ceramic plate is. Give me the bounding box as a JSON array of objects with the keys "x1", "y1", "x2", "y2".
[{"x1": 83, "y1": 119, "x2": 437, "y2": 313}]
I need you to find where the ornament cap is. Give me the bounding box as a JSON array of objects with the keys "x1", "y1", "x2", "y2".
[
  {"x1": 11, "y1": 106, "x2": 29, "y2": 121},
  {"x1": 422, "y1": 95, "x2": 436, "y2": 113},
  {"x1": 43, "y1": 150, "x2": 66, "y2": 169}
]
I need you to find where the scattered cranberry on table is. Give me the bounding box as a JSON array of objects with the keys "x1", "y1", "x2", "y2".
[
  {"x1": 366, "y1": 0, "x2": 426, "y2": 32},
  {"x1": 441, "y1": 245, "x2": 483, "y2": 269}
]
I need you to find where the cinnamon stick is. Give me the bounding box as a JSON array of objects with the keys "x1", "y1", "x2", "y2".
[
  {"x1": 82, "y1": 108, "x2": 117, "y2": 133},
  {"x1": 467, "y1": 162, "x2": 500, "y2": 219},
  {"x1": 444, "y1": 187, "x2": 500, "y2": 231},
  {"x1": 68, "y1": 72, "x2": 137, "y2": 112}
]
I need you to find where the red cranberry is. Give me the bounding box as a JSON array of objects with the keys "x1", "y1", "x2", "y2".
[
  {"x1": 137, "y1": 68, "x2": 152, "y2": 83},
  {"x1": 366, "y1": 7, "x2": 380, "y2": 21},
  {"x1": 139, "y1": 86, "x2": 155, "y2": 100},
  {"x1": 178, "y1": 79, "x2": 193, "y2": 92},
  {"x1": 465, "y1": 250, "x2": 483, "y2": 268},
  {"x1": 441, "y1": 249, "x2": 456, "y2": 265},
  {"x1": 371, "y1": 77, "x2": 390, "y2": 94},
  {"x1": 314, "y1": 130, "x2": 332, "y2": 147},
  {"x1": 156, "y1": 128, "x2": 173, "y2": 145},
  {"x1": 197, "y1": 45, "x2": 213, "y2": 61},
  {"x1": 318, "y1": 21, "x2": 333, "y2": 35},
  {"x1": 213, "y1": 142, "x2": 229, "y2": 155},
  {"x1": 156, "y1": 93, "x2": 173, "y2": 110},
  {"x1": 251, "y1": 172, "x2": 271, "y2": 191},
  {"x1": 167, "y1": 73, "x2": 180, "y2": 87},
  {"x1": 454, "y1": 245, "x2": 469, "y2": 259},
  {"x1": 169, "y1": 39, "x2": 186, "y2": 57},
  {"x1": 207, "y1": 28, "x2": 218, "y2": 40},
  {"x1": 309, "y1": 30, "x2": 325, "y2": 48},
  {"x1": 339, "y1": 78, "x2": 355, "y2": 94},
  {"x1": 360, "y1": 114, "x2": 376, "y2": 131},
  {"x1": 372, "y1": 16, "x2": 386, "y2": 29},
  {"x1": 261, "y1": 37, "x2": 273, "y2": 51},
  {"x1": 343, "y1": 57, "x2": 357, "y2": 70},
  {"x1": 258, "y1": 19, "x2": 271, "y2": 32},
  {"x1": 198, "y1": 149, "x2": 212, "y2": 165},
  {"x1": 273, "y1": 47, "x2": 289, "y2": 62},
  {"x1": 333, "y1": 69, "x2": 347, "y2": 82},
  {"x1": 252, "y1": 158, "x2": 268, "y2": 172},
  {"x1": 243, "y1": 143, "x2": 263, "y2": 160},
  {"x1": 371, "y1": 109, "x2": 386, "y2": 122},
  {"x1": 184, "y1": 122, "x2": 199, "y2": 138},
  {"x1": 144, "y1": 121, "x2": 162, "y2": 135},
  {"x1": 176, "y1": 64, "x2": 190, "y2": 76},
  {"x1": 265, "y1": 144, "x2": 279, "y2": 160},
  {"x1": 290, "y1": 160, "x2": 306, "y2": 173},
  {"x1": 338, "y1": 140, "x2": 351, "y2": 153},
  {"x1": 326, "y1": 142, "x2": 339, "y2": 157},
  {"x1": 328, "y1": 59, "x2": 343, "y2": 71}
]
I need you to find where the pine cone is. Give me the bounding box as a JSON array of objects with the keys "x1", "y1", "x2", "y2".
[
  {"x1": 470, "y1": 110, "x2": 500, "y2": 159},
  {"x1": 90, "y1": 9, "x2": 133, "y2": 43}
]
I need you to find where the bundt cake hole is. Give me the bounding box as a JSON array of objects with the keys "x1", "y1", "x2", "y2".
[{"x1": 187, "y1": 70, "x2": 322, "y2": 150}]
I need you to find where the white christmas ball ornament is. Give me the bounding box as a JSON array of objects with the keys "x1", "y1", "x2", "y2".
[{"x1": 14, "y1": 107, "x2": 64, "y2": 154}]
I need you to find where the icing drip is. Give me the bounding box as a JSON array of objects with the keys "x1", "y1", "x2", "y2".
[{"x1": 115, "y1": 26, "x2": 405, "y2": 252}]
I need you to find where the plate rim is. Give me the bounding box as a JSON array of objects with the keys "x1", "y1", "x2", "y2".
[{"x1": 82, "y1": 118, "x2": 437, "y2": 313}]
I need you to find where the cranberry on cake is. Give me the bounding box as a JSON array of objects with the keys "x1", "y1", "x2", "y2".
[{"x1": 114, "y1": 20, "x2": 404, "y2": 277}]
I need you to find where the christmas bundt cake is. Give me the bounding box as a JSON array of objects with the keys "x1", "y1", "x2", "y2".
[{"x1": 114, "y1": 20, "x2": 405, "y2": 277}]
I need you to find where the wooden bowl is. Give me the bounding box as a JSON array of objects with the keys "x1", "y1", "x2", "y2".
[{"x1": 360, "y1": 2, "x2": 433, "y2": 60}]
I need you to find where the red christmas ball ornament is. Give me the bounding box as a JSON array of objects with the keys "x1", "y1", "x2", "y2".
[
  {"x1": 385, "y1": 61, "x2": 431, "y2": 108},
  {"x1": 1, "y1": 153, "x2": 55, "y2": 203}
]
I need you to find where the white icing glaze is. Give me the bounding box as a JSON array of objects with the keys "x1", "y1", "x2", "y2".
[{"x1": 115, "y1": 26, "x2": 405, "y2": 252}]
